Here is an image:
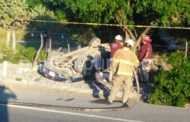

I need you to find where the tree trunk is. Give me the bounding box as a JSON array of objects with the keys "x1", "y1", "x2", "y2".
[
  {"x1": 124, "y1": 29, "x2": 131, "y2": 40},
  {"x1": 123, "y1": 26, "x2": 136, "y2": 41},
  {"x1": 185, "y1": 41, "x2": 188, "y2": 59},
  {"x1": 34, "y1": 33, "x2": 44, "y2": 62},
  {"x1": 66, "y1": 40, "x2": 71, "y2": 52},
  {"x1": 127, "y1": 29, "x2": 136, "y2": 41},
  {"x1": 48, "y1": 37, "x2": 52, "y2": 52},
  {"x1": 6, "y1": 30, "x2": 11, "y2": 48},
  {"x1": 123, "y1": 26, "x2": 151, "y2": 52},
  {"x1": 134, "y1": 29, "x2": 138, "y2": 39},
  {"x1": 12, "y1": 30, "x2": 16, "y2": 50}
]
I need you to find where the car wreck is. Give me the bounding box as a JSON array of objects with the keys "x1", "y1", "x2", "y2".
[{"x1": 39, "y1": 37, "x2": 110, "y2": 82}]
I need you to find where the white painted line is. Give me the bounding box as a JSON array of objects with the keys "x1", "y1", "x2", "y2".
[{"x1": 0, "y1": 103, "x2": 143, "y2": 122}]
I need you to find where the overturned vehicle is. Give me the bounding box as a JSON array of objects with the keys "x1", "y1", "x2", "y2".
[
  {"x1": 39, "y1": 37, "x2": 110, "y2": 82},
  {"x1": 39, "y1": 37, "x2": 161, "y2": 101}
]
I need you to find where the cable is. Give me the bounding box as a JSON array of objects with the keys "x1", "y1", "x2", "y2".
[{"x1": 29, "y1": 20, "x2": 190, "y2": 30}]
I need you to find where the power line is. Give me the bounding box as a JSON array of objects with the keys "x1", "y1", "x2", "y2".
[{"x1": 29, "y1": 20, "x2": 190, "y2": 30}]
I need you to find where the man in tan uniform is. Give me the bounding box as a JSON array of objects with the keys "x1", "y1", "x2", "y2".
[{"x1": 108, "y1": 39, "x2": 139, "y2": 104}]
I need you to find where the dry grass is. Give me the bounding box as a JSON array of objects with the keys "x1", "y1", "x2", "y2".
[
  {"x1": 0, "y1": 28, "x2": 7, "y2": 54},
  {"x1": 185, "y1": 103, "x2": 190, "y2": 108},
  {"x1": 0, "y1": 27, "x2": 32, "y2": 52}
]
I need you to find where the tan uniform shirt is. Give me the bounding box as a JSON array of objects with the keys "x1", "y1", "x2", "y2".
[{"x1": 111, "y1": 47, "x2": 139, "y2": 76}]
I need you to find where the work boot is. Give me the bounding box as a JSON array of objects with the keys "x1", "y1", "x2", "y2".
[
  {"x1": 106, "y1": 99, "x2": 113, "y2": 105},
  {"x1": 122, "y1": 100, "x2": 128, "y2": 105}
]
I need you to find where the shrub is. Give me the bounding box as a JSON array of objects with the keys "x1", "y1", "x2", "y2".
[
  {"x1": 0, "y1": 47, "x2": 47, "y2": 64},
  {"x1": 149, "y1": 51, "x2": 190, "y2": 107},
  {"x1": 23, "y1": 47, "x2": 36, "y2": 62},
  {"x1": 1, "y1": 49, "x2": 23, "y2": 64},
  {"x1": 37, "y1": 49, "x2": 47, "y2": 62}
]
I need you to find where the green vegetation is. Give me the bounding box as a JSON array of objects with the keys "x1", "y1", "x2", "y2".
[
  {"x1": 33, "y1": 0, "x2": 190, "y2": 50},
  {"x1": 0, "y1": 44, "x2": 47, "y2": 64},
  {"x1": 23, "y1": 47, "x2": 36, "y2": 62},
  {"x1": 15, "y1": 77, "x2": 22, "y2": 81},
  {"x1": 36, "y1": 49, "x2": 47, "y2": 62},
  {"x1": 0, "y1": 0, "x2": 30, "y2": 28},
  {"x1": 45, "y1": 0, "x2": 190, "y2": 26},
  {"x1": 1, "y1": 0, "x2": 190, "y2": 46},
  {"x1": 0, "y1": 28, "x2": 7, "y2": 54},
  {"x1": 149, "y1": 52, "x2": 190, "y2": 107}
]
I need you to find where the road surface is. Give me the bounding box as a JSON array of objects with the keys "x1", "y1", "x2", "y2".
[{"x1": 0, "y1": 102, "x2": 190, "y2": 122}]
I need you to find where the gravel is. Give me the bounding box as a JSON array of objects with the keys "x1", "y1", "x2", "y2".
[{"x1": 0, "y1": 63, "x2": 93, "y2": 95}]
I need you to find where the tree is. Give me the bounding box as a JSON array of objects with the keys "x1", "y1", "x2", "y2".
[
  {"x1": 44, "y1": 0, "x2": 190, "y2": 50},
  {"x1": 0, "y1": 0, "x2": 30, "y2": 28},
  {"x1": 26, "y1": 0, "x2": 43, "y2": 8},
  {"x1": 0, "y1": 0, "x2": 56, "y2": 50},
  {"x1": 131, "y1": 0, "x2": 190, "y2": 50},
  {"x1": 0, "y1": 0, "x2": 30, "y2": 49}
]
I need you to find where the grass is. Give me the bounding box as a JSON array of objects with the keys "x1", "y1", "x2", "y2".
[{"x1": 0, "y1": 28, "x2": 7, "y2": 54}]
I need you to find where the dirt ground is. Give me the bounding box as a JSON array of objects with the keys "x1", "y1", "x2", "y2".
[
  {"x1": 0, "y1": 63, "x2": 34, "y2": 80},
  {"x1": 0, "y1": 62, "x2": 94, "y2": 95},
  {"x1": 0, "y1": 62, "x2": 189, "y2": 108}
]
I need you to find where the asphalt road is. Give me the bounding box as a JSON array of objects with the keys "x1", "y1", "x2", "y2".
[
  {"x1": 0, "y1": 102, "x2": 190, "y2": 122},
  {"x1": 0, "y1": 83, "x2": 190, "y2": 122}
]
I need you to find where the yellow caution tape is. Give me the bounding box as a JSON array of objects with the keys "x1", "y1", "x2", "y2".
[{"x1": 29, "y1": 20, "x2": 190, "y2": 30}]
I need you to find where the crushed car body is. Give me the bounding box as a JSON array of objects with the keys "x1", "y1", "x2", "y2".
[{"x1": 39, "y1": 37, "x2": 110, "y2": 82}]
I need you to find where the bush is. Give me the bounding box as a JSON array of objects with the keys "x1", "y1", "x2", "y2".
[
  {"x1": 1, "y1": 49, "x2": 23, "y2": 64},
  {"x1": 23, "y1": 47, "x2": 36, "y2": 62},
  {"x1": 149, "y1": 51, "x2": 190, "y2": 107},
  {"x1": 37, "y1": 49, "x2": 47, "y2": 62},
  {"x1": 0, "y1": 46, "x2": 47, "y2": 64}
]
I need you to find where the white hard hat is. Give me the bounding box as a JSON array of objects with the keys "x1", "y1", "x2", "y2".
[
  {"x1": 124, "y1": 39, "x2": 134, "y2": 47},
  {"x1": 114, "y1": 35, "x2": 123, "y2": 41}
]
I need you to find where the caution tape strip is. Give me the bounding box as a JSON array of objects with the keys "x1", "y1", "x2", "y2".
[{"x1": 29, "y1": 20, "x2": 190, "y2": 30}]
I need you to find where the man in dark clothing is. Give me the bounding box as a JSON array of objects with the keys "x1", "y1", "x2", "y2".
[
  {"x1": 138, "y1": 35, "x2": 153, "y2": 82},
  {"x1": 43, "y1": 30, "x2": 51, "y2": 51}
]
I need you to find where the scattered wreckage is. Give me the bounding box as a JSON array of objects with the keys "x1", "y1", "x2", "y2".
[
  {"x1": 39, "y1": 37, "x2": 110, "y2": 82},
  {"x1": 39, "y1": 36, "x2": 142, "y2": 102},
  {"x1": 38, "y1": 36, "x2": 168, "y2": 102}
]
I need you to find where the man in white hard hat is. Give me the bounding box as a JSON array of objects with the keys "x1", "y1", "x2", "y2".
[
  {"x1": 108, "y1": 39, "x2": 139, "y2": 104},
  {"x1": 110, "y1": 35, "x2": 123, "y2": 58},
  {"x1": 94, "y1": 35, "x2": 123, "y2": 84}
]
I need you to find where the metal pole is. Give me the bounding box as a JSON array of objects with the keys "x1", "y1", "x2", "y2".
[
  {"x1": 12, "y1": 30, "x2": 16, "y2": 50},
  {"x1": 185, "y1": 41, "x2": 188, "y2": 59},
  {"x1": 3, "y1": 61, "x2": 8, "y2": 80},
  {"x1": 66, "y1": 40, "x2": 71, "y2": 52},
  {"x1": 133, "y1": 69, "x2": 140, "y2": 94}
]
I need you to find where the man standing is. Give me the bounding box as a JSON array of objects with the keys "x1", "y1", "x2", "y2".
[
  {"x1": 110, "y1": 35, "x2": 123, "y2": 58},
  {"x1": 94, "y1": 35, "x2": 123, "y2": 83},
  {"x1": 43, "y1": 29, "x2": 51, "y2": 51},
  {"x1": 138, "y1": 35, "x2": 153, "y2": 82},
  {"x1": 108, "y1": 39, "x2": 139, "y2": 104}
]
